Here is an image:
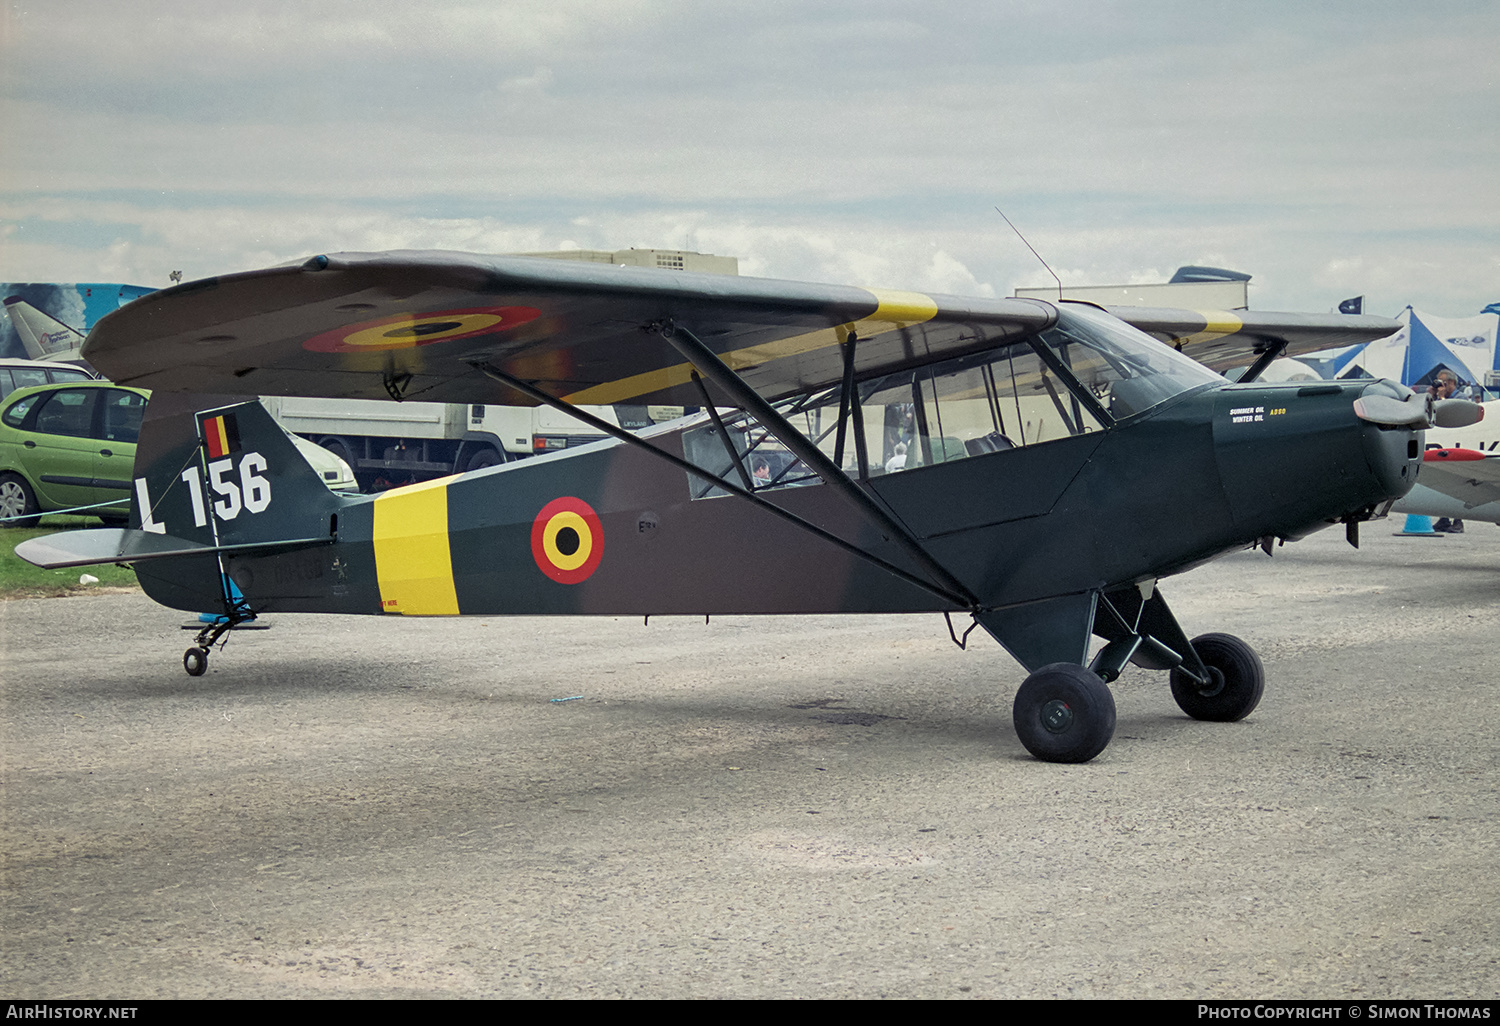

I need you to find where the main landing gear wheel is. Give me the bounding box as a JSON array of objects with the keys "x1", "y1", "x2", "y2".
[
  {"x1": 1012, "y1": 663, "x2": 1117, "y2": 763},
  {"x1": 1170, "y1": 632, "x2": 1264, "y2": 722},
  {"x1": 184, "y1": 647, "x2": 208, "y2": 677}
]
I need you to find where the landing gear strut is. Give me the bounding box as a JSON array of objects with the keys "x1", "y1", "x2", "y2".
[
  {"x1": 179, "y1": 606, "x2": 267, "y2": 677},
  {"x1": 181, "y1": 614, "x2": 240, "y2": 677},
  {"x1": 982, "y1": 585, "x2": 1270, "y2": 762}
]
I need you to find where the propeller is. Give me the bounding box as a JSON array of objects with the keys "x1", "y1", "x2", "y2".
[
  {"x1": 1352, "y1": 392, "x2": 1431, "y2": 427},
  {"x1": 1353, "y1": 392, "x2": 1485, "y2": 430},
  {"x1": 1432, "y1": 399, "x2": 1485, "y2": 429}
]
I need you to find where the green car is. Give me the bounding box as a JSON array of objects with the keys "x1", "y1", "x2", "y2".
[{"x1": 0, "y1": 381, "x2": 149, "y2": 527}]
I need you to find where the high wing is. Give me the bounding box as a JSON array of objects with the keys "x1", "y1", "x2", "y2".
[
  {"x1": 1108, "y1": 305, "x2": 1399, "y2": 374},
  {"x1": 85, "y1": 252, "x2": 1048, "y2": 407},
  {"x1": 85, "y1": 251, "x2": 1399, "y2": 405}
]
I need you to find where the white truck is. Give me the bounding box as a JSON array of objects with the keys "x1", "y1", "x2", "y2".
[{"x1": 258, "y1": 397, "x2": 656, "y2": 491}]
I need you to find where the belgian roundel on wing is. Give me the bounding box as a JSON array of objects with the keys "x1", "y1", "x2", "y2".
[{"x1": 303, "y1": 306, "x2": 542, "y2": 353}]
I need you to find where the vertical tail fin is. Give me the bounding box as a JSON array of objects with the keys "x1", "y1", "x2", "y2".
[
  {"x1": 133, "y1": 393, "x2": 343, "y2": 546},
  {"x1": 128, "y1": 393, "x2": 350, "y2": 613},
  {"x1": 19, "y1": 395, "x2": 353, "y2": 616},
  {"x1": 3, "y1": 296, "x2": 87, "y2": 361}
]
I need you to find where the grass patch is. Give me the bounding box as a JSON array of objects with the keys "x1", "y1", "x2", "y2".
[{"x1": 0, "y1": 516, "x2": 140, "y2": 599}]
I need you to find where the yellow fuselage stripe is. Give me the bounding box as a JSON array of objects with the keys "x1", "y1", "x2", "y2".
[
  {"x1": 561, "y1": 288, "x2": 940, "y2": 405},
  {"x1": 372, "y1": 476, "x2": 460, "y2": 615}
]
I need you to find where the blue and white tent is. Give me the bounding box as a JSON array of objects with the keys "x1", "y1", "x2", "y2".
[{"x1": 1337, "y1": 307, "x2": 1499, "y2": 395}]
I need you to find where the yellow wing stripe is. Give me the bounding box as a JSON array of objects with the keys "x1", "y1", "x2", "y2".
[
  {"x1": 561, "y1": 288, "x2": 939, "y2": 405},
  {"x1": 1171, "y1": 310, "x2": 1245, "y2": 347},
  {"x1": 372, "y1": 476, "x2": 460, "y2": 615}
]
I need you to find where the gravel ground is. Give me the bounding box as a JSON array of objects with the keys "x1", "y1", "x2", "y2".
[{"x1": 2, "y1": 521, "x2": 1497, "y2": 999}]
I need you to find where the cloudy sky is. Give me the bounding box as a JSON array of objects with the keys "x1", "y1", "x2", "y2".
[{"x1": 1, "y1": 1, "x2": 1495, "y2": 318}]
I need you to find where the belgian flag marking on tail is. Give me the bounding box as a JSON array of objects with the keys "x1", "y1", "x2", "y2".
[{"x1": 202, "y1": 412, "x2": 242, "y2": 459}]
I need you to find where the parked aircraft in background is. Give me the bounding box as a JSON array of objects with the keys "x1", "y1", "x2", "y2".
[
  {"x1": 1393, "y1": 401, "x2": 1499, "y2": 526},
  {"x1": 1393, "y1": 449, "x2": 1500, "y2": 527},
  {"x1": 3, "y1": 297, "x2": 88, "y2": 364}
]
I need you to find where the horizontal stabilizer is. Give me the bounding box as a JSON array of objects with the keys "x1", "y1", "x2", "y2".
[{"x1": 15, "y1": 527, "x2": 331, "y2": 570}]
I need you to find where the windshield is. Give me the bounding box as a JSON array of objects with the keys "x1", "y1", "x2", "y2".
[
  {"x1": 1037, "y1": 304, "x2": 1222, "y2": 420},
  {"x1": 679, "y1": 334, "x2": 1114, "y2": 497}
]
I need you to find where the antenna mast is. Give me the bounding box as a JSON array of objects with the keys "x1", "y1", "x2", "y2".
[{"x1": 995, "y1": 206, "x2": 1062, "y2": 302}]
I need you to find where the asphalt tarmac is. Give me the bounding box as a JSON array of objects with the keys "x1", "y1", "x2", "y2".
[{"x1": 2, "y1": 521, "x2": 1497, "y2": 999}]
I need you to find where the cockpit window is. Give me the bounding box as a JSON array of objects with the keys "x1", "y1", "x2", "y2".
[
  {"x1": 679, "y1": 306, "x2": 1220, "y2": 498},
  {"x1": 680, "y1": 388, "x2": 836, "y2": 500},
  {"x1": 681, "y1": 339, "x2": 1111, "y2": 497},
  {"x1": 1037, "y1": 304, "x2": 1221, "y2": 421},
  {"x1": 860, "y1": 340, "x2": 1105, "y2": 476}
]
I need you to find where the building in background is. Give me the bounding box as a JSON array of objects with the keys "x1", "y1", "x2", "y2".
[{"x1": 518, "y1": 248, "x2": 739, "y2": 276}]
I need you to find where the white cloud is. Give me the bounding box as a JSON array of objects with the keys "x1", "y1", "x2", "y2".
[{"x1": 1, "y1": 2, "x2": 1496, "y2": 317}]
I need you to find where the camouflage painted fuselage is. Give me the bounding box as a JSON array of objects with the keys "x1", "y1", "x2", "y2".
[{"x1": 133, "y1": 379, "x2": 1419, "y2": 635}]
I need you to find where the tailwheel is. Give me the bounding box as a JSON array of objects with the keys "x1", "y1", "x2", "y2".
[
  {"x1": 184, "y1": 646, "x2": 209, "y2": 677},
  {"x1": 1170, "y1": 632, "x2": 1264, "y2": 722},
  {"x1": 178, "y1": 602, "x2": 267, "y2": 676},
  {"x1": 1012, "y1": 663, "x2": 1116, "y2": 763}
]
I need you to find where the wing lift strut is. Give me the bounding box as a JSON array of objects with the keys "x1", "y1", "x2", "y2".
[
  {"x1": 471, "y1": 320, "x2": 979, "y2": 612},
  {"x1": 1236, "y1": 336, "x2": 1289, "y2": 385}
]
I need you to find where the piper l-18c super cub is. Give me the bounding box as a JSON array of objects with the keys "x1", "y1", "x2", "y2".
[{"x1": 17, "y1": 252, "x2": 1483, "y2": 762}]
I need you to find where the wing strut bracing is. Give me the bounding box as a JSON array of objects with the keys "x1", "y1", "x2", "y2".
[
  {"x1": 470, "y1": 361, "x2": 973, "y2": 610},
  {"x1": 655, "y1": 320, "x2": 978, "y2": 608},
  {"x1": 838, "y1": 332, "x2": 869, "y2": 474},
  {"x1": 689, "y1": 371, "x2": 757, "y2": 494},
  {"x1": 1237, "y1": 339, "x2": 1290, "y2": 384}
]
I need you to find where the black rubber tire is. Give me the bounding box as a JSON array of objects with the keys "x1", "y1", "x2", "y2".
[
  {"x1": 1170, "y1": 632, "x2": 1264, "y2": 722},
  {"x1": 1012, "y1": 663, "x2": 1117, "y2": 763},
  {"x1": 184, "y1": 647, "x2": 208, "y2": 677},
  {"x1": 319, "y1": 438, "x2": 357, "y2": 467},
  {"x1": 0, "y1": 472, "x2": 41, "y2": 528},
  {"x1": 464, "y1": 447, "x2": 504, "y2": 473}
]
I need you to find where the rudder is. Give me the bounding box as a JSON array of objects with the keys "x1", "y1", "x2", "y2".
[
  {"x1": 132, "y1": 392, "x2": 344, "y2": 547},
  {"x1": 127, "y1": 394, "x2": 349, "y2": 613}
]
